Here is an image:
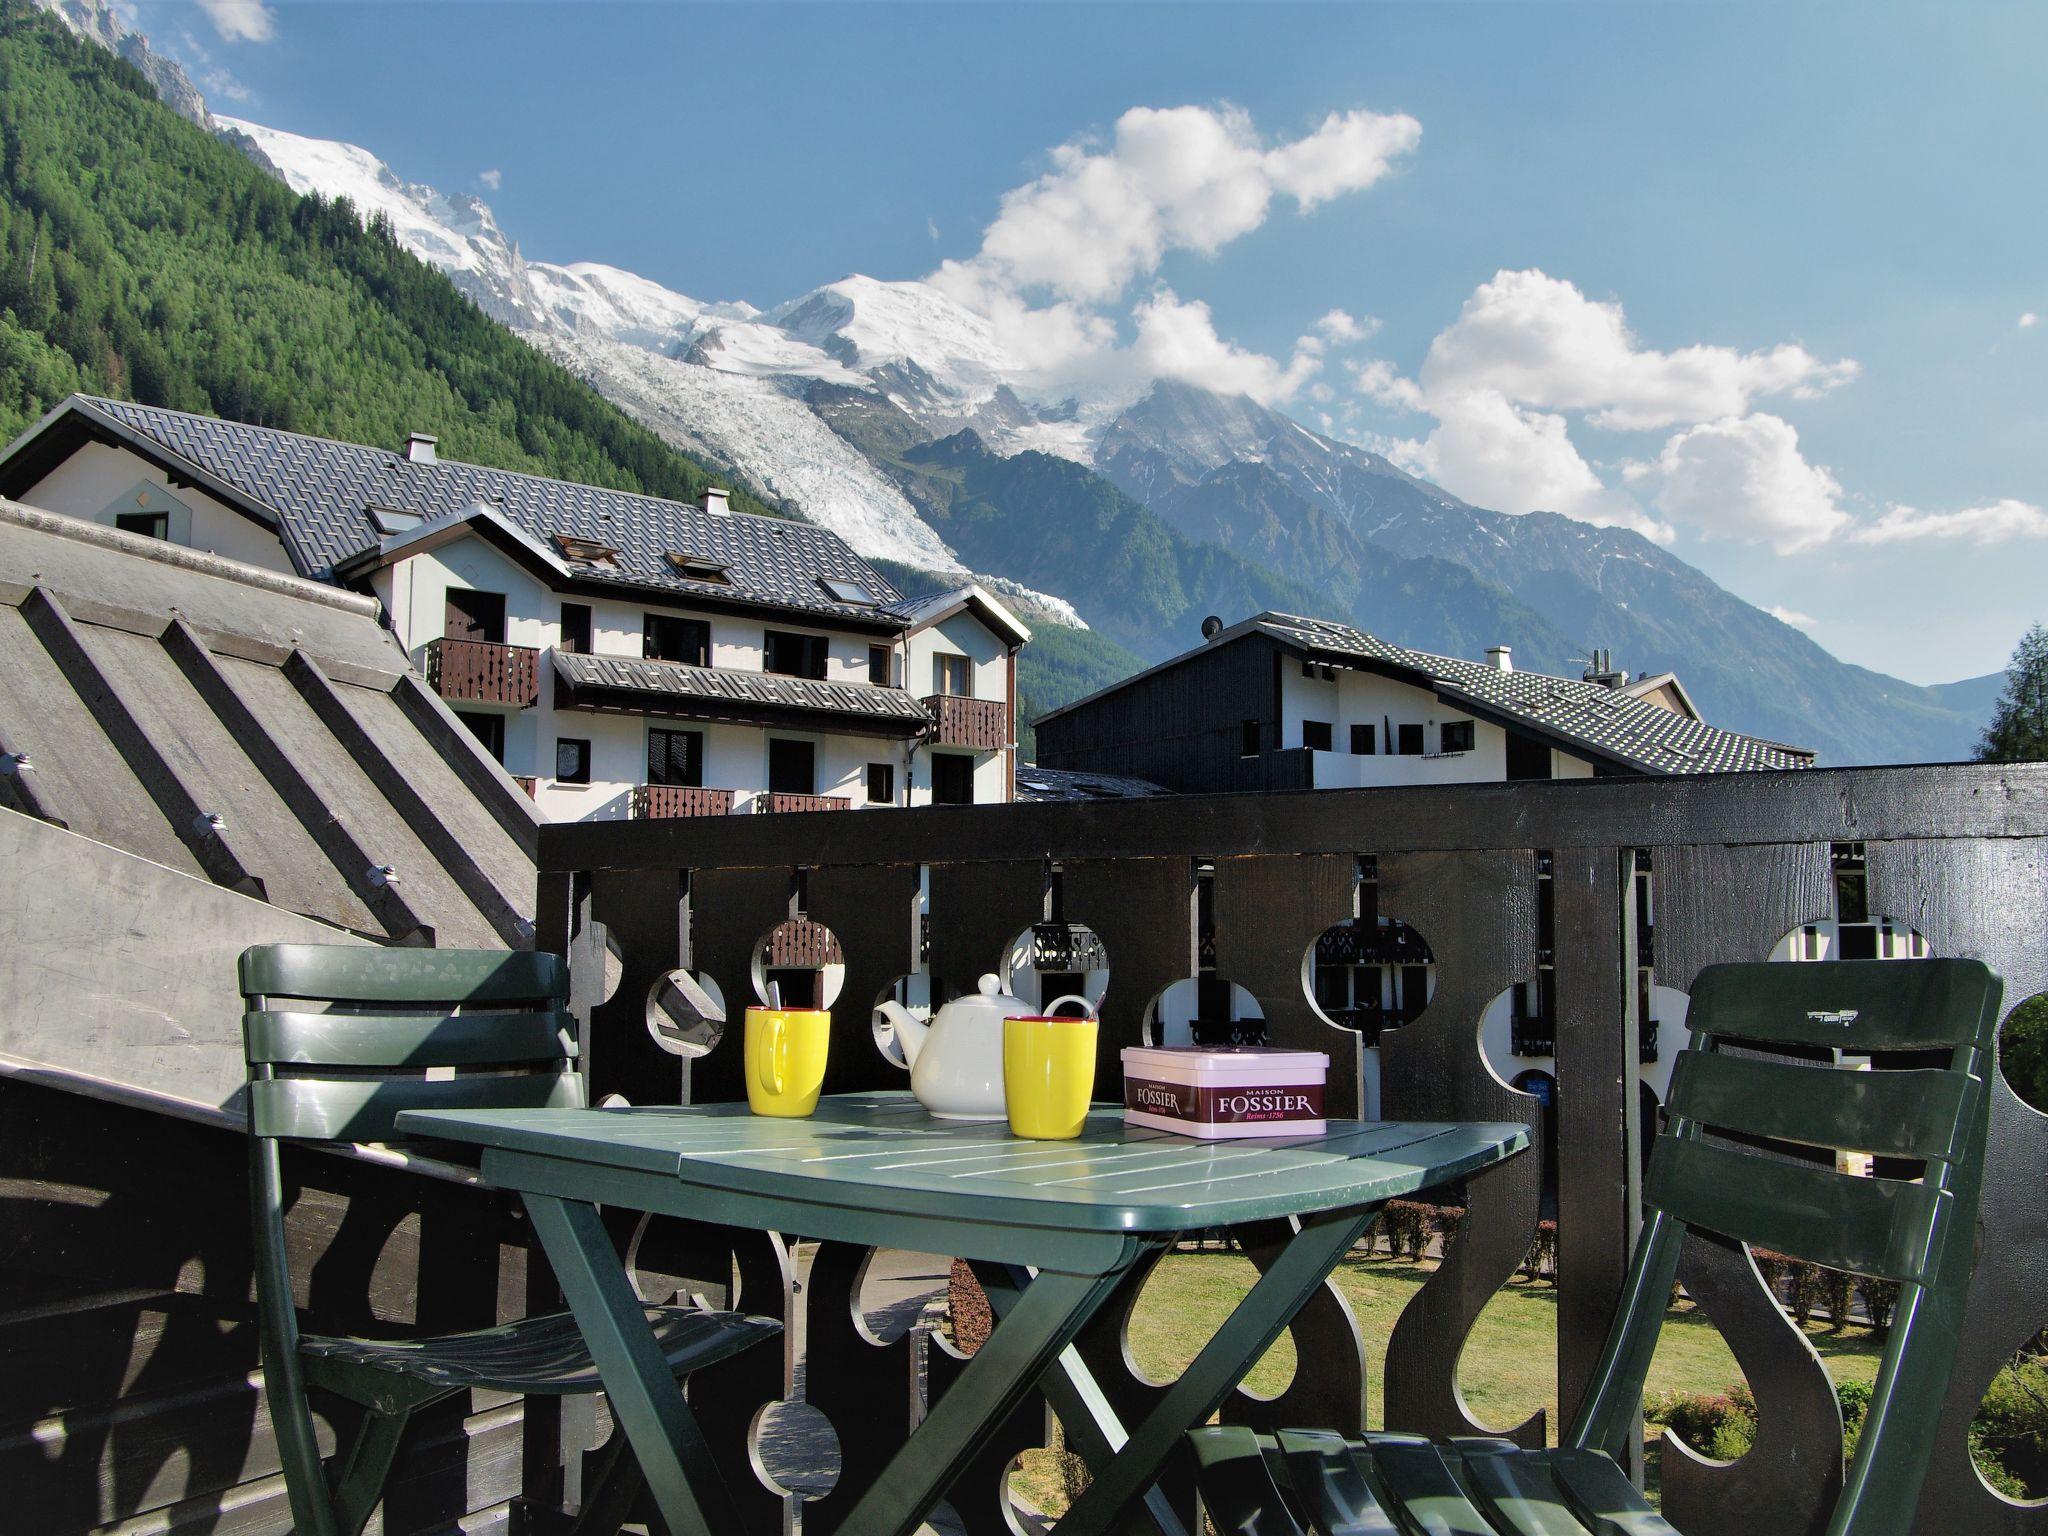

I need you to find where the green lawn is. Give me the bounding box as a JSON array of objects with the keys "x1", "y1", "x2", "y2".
[{"x1": 1008, "y1": 1248, "x2": 1888, "y2": 1517}]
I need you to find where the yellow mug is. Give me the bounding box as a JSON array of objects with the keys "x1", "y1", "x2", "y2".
[
  {"x1": 1004, "y1": 998, "x2": 1098, "y2": 1140},
  {"x1": 745, "y1": 1006, "x2": 830, "y2": 1118}
]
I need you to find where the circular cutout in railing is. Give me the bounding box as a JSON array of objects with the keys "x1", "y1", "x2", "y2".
[
  {"x1": 1972, "y1": 1338, "x2": 2048, "y2": 1504},
  {"x1": 646, "y1": 968, "x2": 726, "y2": 1059},
  {"x1": 750, "y1": 917, "x2": 846, "y2": 1011},
  {"x1": 1477, "y1": 978, "x2": 1693, "y2": 1099},
  {"x1": 1000, "y1": 921, "x2": 1109, "y2": 1015},
  {"x1": 871, "y1": 972, "x2": 934, "y2": 1069},
  {"x1": 1301, "y1": 914, "x2": 1435, "y2": 1044},
  {"x1": 750, "y1": 1396, "x2": 839, "y2": 1502},
  {"x1": 854, "y1": 1247, "x2": 952, "y2": 1346},
  {"x1": 597, "y1": 925, "x2": 624, "y2": 1004},
  {"x1": 1140, "y1": 977, "x2": 1265, "y2": 1048},
  {"x1": 1999, "y1": 992, "x2": 2048, "y2": 1116}
]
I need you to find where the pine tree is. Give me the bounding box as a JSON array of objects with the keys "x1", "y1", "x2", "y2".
[{"x1": 1977, "y1": 623, "x2": 2048, "y2": 763}]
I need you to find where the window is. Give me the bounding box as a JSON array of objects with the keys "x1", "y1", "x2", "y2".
[
  {"x1": 931, "y1": 752, "x2": 974, "y2": 805},
  {"x1": 1241, "y1": 720, "x2": 1261, "y2": 758},
  {"x1": 456, "y1": 710, "x2": 504, "y2": 762},
  {"x1": 820, "y1": 576, "x2": 878, "y2": 605},
  {"x1": 553, "y1": 533, "x2": 619, "y2": 565},
  {"x1": 444, "y1": 588, "x2": 507, "y2": 644},
  {"x1": 932, "y1": 653, "x2": 971, "y2": 698},
  {"x1": 765, "y1": 630, "x2": 829, "y2": 680},
  {"x1": 559, "y1": 603, "x2": 593, "y2": 655},
  {"x1": 768, "y1": 738, "x2": 816, "y2": 795},
  {"x1": 555, "y1": 738, "x2": 591, "y2": 785},
  {"x1": 1302, "y1": 720, "x2": 1334, "y2": 752},
  {"x1": 868, "y1": 645, "x2": 892, "y2": 686},
  {"x1": 644, "y1": 613, "x2": 710, "y2": 666},
  {"x1": 867, "y1": 762, "x2": 896, "y2": 804},
  {"x1": 1350, "y1": 723, "x2": 1376, "y2": 755},
  {"x1": 1397, "y1": 723, "x2": 1425, "y2": 756},
  {"x1": 647, "y1": 728, "x2": 703, "y2": 788},
  {"x1": 115, "y1": 510, "x2": 168, "y2": 540},
  {"x1": 1440, "y1": 720, "x2": 1475, "y2": 754},
  {"x1": 664, "y1": 552, "x2": 731, "y2": 585}
]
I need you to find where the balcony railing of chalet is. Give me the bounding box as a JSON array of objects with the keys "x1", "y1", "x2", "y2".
[
  {"x1": 754, "y1": 791, "x2": 850, "y2": 813},
  {"x1": 922, "y1": 692, "x2": 1008, "y2": 750},
  {"x1": 513, "y1": 775, "x2": 537, "y2": 798},
  {"x1": 423, "y1": 636, "x2": 540, "y2": 708},
  {"x1": 531, "y1": 763, "x2": 2048, "y2": 1536},
  {"x1": 631, "y1": 784, "x2": 736, "y2": 819}
]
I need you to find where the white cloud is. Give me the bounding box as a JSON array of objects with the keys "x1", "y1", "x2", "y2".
[
  {"x1": 1315, "y1": 308, "x2": 1375, "y2": 344},
  {"x1": 1767, "y1": 604, "x2": 1819, "y2": 628},
  {"x1": 1851, "y1": 499, "x2": 2048, "y2": 546},
  {"x1": 2022, "y1": 312, "x2": 2040, "y2": 330},
  {"x1": 479, "y1": 168, "x2": 503, "y2": 191},
  {"x1": 933, "y1": 104, "x2": 1418, "y2": 308},
  {"x1": 925, "y1": 102, "x2": 1416, "y2": 408},
  {"x1": 926, "y1": 216, "x2": 940, "y2": 243},
  {"x1": 1348, "y1": 357, "x2": 1423, "y2": 411},
  {"x1": 1645, "y1": 414, "x2": 1849, "y2": 554},
  {"x1": 1418, "y1": 269, "x2": 1856, "y2": 431},
  {"x1": 1128, "y1": 289, "x2": 1324, "y2": 405},
  {"x1": 196, "y1": 0, "x2": 276, "y2": 44},
  {"x1": 1398, "y1": 388, "x2": 1669, "y2": 537}
]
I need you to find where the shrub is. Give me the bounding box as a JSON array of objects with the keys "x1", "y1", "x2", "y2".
[
  {"x1": 1821, "y1": 1267, "x2": 1856, "y2": 1332},
  {"x1": 1857, "y1": 1277, "x2": 1899, "y2": 1336},
  {"x1": 1647, "y1": 1383, "x2": 1757, "y2": 1462},
  {"x1": 1517, "y1": 1220, "x2": 1557, "y2": 1284},
  {"x1": 1379, "y1": 1200, "x2": 1433, "y2": 1260}
]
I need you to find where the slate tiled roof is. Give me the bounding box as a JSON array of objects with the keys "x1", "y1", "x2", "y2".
[
  {"x1": 553, "y1": 649, "x2": 930, "y2": 733},
  {"x1": 1250, "y1": 613, "x2": 1813, "y2": 774},
  {"x1": 1015, "y1": 766, "x2": 1174, "y2": 802},
  {"x1": 54, "y1": 396, "x2": 905, "y2": 623}
]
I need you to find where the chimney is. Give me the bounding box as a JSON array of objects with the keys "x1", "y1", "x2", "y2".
[
  {"x1": 403, "y1": 432, "x2": 437, "y2": 465},
  {"x1": 1582, "y1": 648, "x2": 1629, "y2": 689},
  {"x1": 702, "y1": 486, "x2": 730, "y2": 517},
  {"x1": 1487, "y1": 645, "x2": 1513, "y2": 674}
]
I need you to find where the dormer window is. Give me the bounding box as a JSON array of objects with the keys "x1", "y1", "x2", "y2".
[
  {"x1": 666, "y1": 552, "x2": 732, "y2": 585},
  {"x1": 819, "y1": 576, "x2": 878, "y2": 605},
  {"x1": 554, "y1": 532, "x2": 620, "y2": 566},
  {"x1": 365, "y1": 504, "x2": 424, "y2": 536}
]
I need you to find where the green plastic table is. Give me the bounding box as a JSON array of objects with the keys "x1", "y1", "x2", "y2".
[{"x1": 399, "y1": 1091, "x2": 1527, "y2": 1536}]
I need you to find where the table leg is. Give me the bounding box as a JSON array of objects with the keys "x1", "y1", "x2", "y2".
[
  {"x1": 839, "y1": 1262, "x2": 1134, "y2": 1536},
  {"x1": 523, "y1": 1193, "x2": 744, "y2": 1536},
  {"x1": 970, "y1": 1259, "x2": 1190, "y2": 1536},
  {"x1": 1050, "y1": 1206, "x2": 1377, "y2": 1536}
]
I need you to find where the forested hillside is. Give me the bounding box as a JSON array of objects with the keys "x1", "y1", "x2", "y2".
[{"x1": 0, "y1": 9, "x2": 769, "y2": 511}]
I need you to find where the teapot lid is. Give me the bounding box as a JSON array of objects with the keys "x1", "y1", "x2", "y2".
[{"x1": 976, "y1": 973, "x2": 1002, "y2": 997}]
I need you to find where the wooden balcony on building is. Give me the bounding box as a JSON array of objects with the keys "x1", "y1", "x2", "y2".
[
  {"x1": 922, "y1": 693, "x2": 1008, "y2": 751},
  {"x1": 512, "y1": 776, "x2": 537, "y2": 798},
  {"x1": 755, "y1": 792, "x2": 851, "y2": 814},
  {"x1": 632, "y1": 785, "x2": 737, "y2": 819},
  {"x1": 425, "y1": 637, "x2": 540, "y2": 709}
]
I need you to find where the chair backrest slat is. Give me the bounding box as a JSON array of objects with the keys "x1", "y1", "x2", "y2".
[
  {"x1": 245, "y1": 1008, "x2": 577, "y2": 1068},
  {"x1": 1664, "y1": 1052, "x2": 1968, "y2": 1163},
  {"x1": 239, "y1": 944, "x2": 564, "y2": 1008},
  {"x1": 1644, "y1": 1135, "x2": 1948, "y2": 1284},
  {"x1": 248, "y1": 1068, "x2": 585, "y2": 1143},
  {"x1": 1686, "y1": 958, "x2": 1995, "y2": 1052}
]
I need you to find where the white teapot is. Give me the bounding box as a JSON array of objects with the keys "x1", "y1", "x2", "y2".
[{"x1": 876, "y1": 973, "x2": 1092, "y2": 1121}]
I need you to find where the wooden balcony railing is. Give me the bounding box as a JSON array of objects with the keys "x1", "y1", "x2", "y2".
[
  {"x1": 755, "y1": 792, "x2": 851, "y2": 814},
  {"x1": 631, "y1": 784, "x2": 736, "y2": 819},
  {"x1": 512, "y1": 776, "x2": 537, "y2": 798},
  {"x1": 424, "y1": 637, "x2": 539, "y2": 708},
  {"x1": 922, "y1": 692, "x2": 1008, "y2": 751},
  {"x1": 531, "y1": 763, "x2": 2048, "y2": 1536}
]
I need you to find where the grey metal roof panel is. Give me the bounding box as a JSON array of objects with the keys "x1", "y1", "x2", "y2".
[
  {"x1": 68, "y1": 396, "x2": 907, "y2": 622},
  {"x1": 553, "y1": 649, "x2": 930, "y2": 729},
  {"x1": 0, "y1": 498, "x2": 537, "y2": 947},
  {"x1": 1251, "y1": 612, "x2": 1813, "y2": 774},
  {"x1": 1015, "y1": 766, "x2": 1173, "y2": 803}
]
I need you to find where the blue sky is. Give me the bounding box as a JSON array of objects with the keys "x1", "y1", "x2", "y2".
[{"x1": 148, "y1": 1, "x2": 2044, "y2": 685}]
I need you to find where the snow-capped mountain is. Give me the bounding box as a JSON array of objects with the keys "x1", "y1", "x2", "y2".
[{"x1": 33, "y1": 0, "x2": 214, "y2": 130}]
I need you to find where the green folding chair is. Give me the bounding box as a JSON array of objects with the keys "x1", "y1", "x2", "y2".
[
  {"x1": 240, "y1": 943, "x2": 780, "y2": 1536},
  {"x1": 1189, "y1": 957, "x2": 2005, "y2": 1536}
]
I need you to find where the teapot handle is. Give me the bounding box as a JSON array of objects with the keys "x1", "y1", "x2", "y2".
[{"x1": 1042, "y1": 993, "x2": 1098, "y2": 1021}]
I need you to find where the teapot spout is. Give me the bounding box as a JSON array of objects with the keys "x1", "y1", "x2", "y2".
[{"x1": 876, "y1": 998, "x2": 929, "y2": 1068}]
